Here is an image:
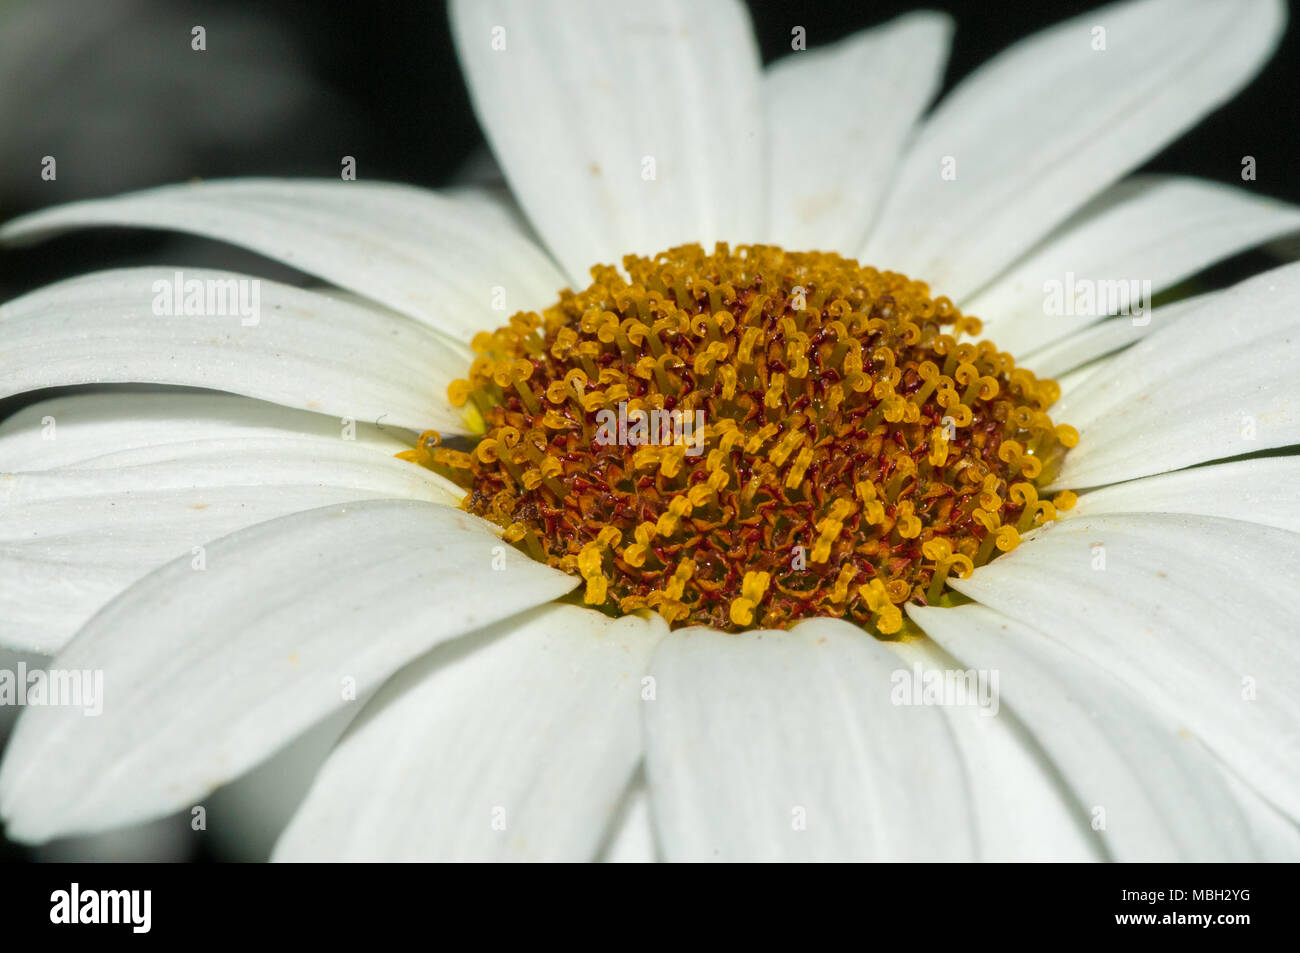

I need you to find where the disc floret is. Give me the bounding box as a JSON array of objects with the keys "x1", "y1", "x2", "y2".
[{"x1": 406, "y1": 244, "x2": 1077, "y2": 634}]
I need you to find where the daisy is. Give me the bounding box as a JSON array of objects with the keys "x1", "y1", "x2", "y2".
[{"x1": 1, "y1": 0, "x2": 1299, "y2": 862}]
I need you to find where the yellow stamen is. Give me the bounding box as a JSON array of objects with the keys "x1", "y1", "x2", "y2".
[{"x1": 422, "y1": 244, "x2": 1075, "y2": 633}]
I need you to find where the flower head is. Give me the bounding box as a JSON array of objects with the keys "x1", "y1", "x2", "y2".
[{"x1": 0, "y1": 0, "x2": 1297, "y2": 864}]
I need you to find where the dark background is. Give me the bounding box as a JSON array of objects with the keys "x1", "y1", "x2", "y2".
[
  {"x1": 1, "y1": 0, "x2": 1296, "y2": 861},
  {"x1": 3, "y1": 0, "x2": 1298, "y2": 301}
]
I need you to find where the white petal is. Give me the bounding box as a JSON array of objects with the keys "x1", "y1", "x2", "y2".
[
  {"x1": 0, "y1": 500, "x2": 577, "y2": 842},
  {"x1": 0, "y1": 394, "x2": 464, "y2": 653},
  {"x1": 1051, "y1": 262, "x2": 1300, "y2": 487},
  {"x1": 0, "y1": 397, "x2": 466, "y2": 654},
  {"x1": 966, "y1": 177, "x2": 1300, "y2": 354},
  {"x1": 862, "y1": 0, "x2": 1286, "y2": 300},
  {"x1": 0, "y1": 391, "x2": 412, "y2": 471},
  {"x1": 1022, "y1": 293, "x2": 1212, "y2": 379},
  {"x1": 1070, "y1": 456, "x2": 1300, "y2": 532},
  {"x1": 910, "y1": 602, "x2": 1256, "y2": 860},
  {"x1": 450, "y1": 0, "x2": 763, "y2": 285},
  {"x1": 204, "y1": 705, "x2": 360, "y2": 861},
  {"x1": 949, "y1": 513, "x2": 1300, "y2": 824},
  {"x1": 443, "y1": 182, "x2": 539, "y2": 246},
  {"x1": 764, "y1": 12, "x2": 951, "y2": 254},
  {"x1": 0, "y1": 179, "x2": 567, "y2": 342},
  {"x1": 1219, "y1": 768, "x2": 1300, "y2": 861},
  {"x1": 886, "y1": 636, "x2": 1097, "y2": 861},
  {"x1": 1, "y1": 439, "x2": 463, "y2": 652},
  {"x1": 3, "y1": 438, "x2": 458, "y2": 496},
  {"x1": 597, "y1": 775, "x2": 658, "y2": 863},
  {"x1": 0, "y1": 647, "x2": 41, "y2": 738},
  {"x1": 643, "y1": 618, "x2": 975, "y2": 861},
  {"x1": 1054, "y1": 359, "x2": 1108, "y2": 400},
  {"x1": 274, "y1": 604, "x2": 664, "y2": 861},
  {"x1": 0, "y1": 267, "x2": 471, "y2": 434}
]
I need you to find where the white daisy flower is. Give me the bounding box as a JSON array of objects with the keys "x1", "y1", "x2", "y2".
[{"x1": 1, "y1": 0, "x2": 1299, "y2": 863}]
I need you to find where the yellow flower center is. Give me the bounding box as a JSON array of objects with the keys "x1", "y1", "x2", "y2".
[{"x1": 404, "y1": 244, "x2": 1078, "y2": 635}]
